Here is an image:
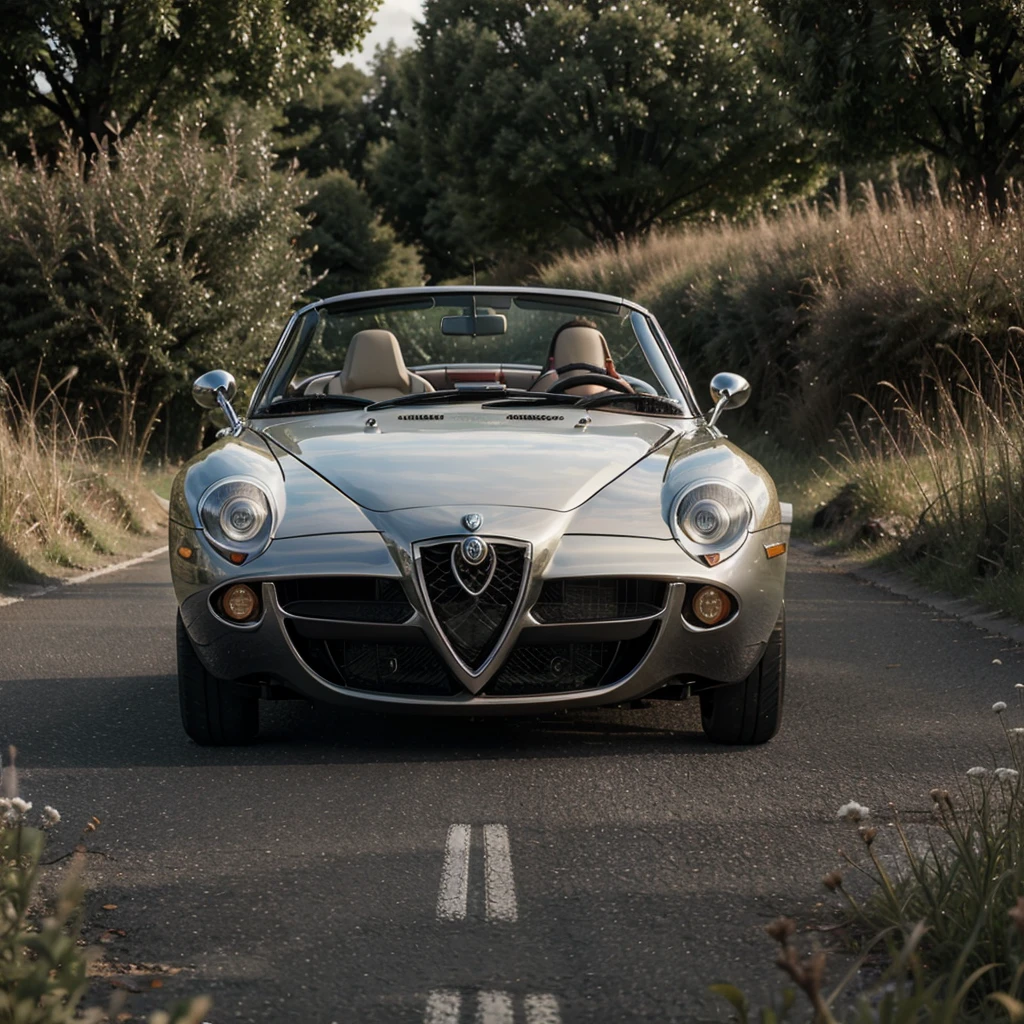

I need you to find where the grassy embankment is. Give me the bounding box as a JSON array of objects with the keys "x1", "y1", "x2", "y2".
[
  {"x1": 540, "y1": 182, "x2": 1024, "y2": 620},
  {"x1": 7, "y1": 180, "x2": 1024, "y2": 618},
  {"x1": 0, "y1": 379, "x2": 167, "y2": 592}
]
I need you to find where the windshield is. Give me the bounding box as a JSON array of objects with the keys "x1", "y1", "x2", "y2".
[{"x1": 250, "y1": 291, "x2": 690, "y2": 415}]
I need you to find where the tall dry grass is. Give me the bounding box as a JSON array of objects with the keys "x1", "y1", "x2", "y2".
[
  {"x1": 0, "y1": 372, "x2": 146, "y2": 583},
  {"x1": 539, "y1": 179, "x2": 1024, "y2": 448},
  {"x1": 826, "y1": 342, "x2": 1024, "y2": 612}
]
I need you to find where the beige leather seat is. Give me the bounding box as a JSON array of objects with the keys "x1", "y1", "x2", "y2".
[
  {"x1": 531, "y1": 324, "x2": 633, "y2": 396},
  {"x1": 318, "y1": 330, "x2": 434, "y2": 402}
]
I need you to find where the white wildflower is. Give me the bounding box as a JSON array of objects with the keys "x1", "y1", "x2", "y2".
[
  {"x1": 837, "y1": 801, "x2": 870, "y2": 822},
  {"x1": 995, "y1": 768, "x2": 1020, "y2": 784},
  {"x1": 994, "y1": 701, "x2": 1009, "y2": 713},
  {"x1": 10, "y1": 798, "x2": 31, "y2": 815},
  {"x1": 967, "y1": 767, "x2": 991, "y2": 782},
  {"x1": 42, "y1": 806, "x2": 60, "y2": 826},
  {"x1": 1016, "y1": 683, "x2": 1024, "y2": 689},
  {"x1": 0, "y1": 748, "x2": 17, "y2": 800}
]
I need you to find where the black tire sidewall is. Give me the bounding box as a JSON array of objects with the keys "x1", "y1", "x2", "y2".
[{"x1": 176, "y1": 612, "x2": 259, "y2": 745}]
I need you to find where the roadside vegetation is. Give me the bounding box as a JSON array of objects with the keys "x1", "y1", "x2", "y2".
[
  {"x1": 715, "y1": 697, "x2": 1024, "y2": 1022},
  {"x1": 0, "y1": 374, "x2": 165, "y2": 588},
  {"x1": 0, "y1": 748, "x2": 209, "y2": 1023}
]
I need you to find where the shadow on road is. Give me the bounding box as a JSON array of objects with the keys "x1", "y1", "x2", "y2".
[{"x1": 1, "y1": 672, "x2": 741, "y2": 770}]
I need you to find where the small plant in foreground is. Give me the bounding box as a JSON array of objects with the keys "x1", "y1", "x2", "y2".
[
  {"x1": 0, "y1": 748, "x2": 209, "y2": 1024},
  {"x1": 714, "y1": 690, "x2": 1024, "y2": 1021}
]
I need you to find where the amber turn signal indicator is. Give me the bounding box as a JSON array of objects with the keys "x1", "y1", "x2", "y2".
[
  {"x1": 176, "y1": 545, "x2": 193, "y2": 560},
  {"x1": 702, "y1": 553, "x2": 721, "y2": 567},
  {"x1": 692, "y1": 585, "x2": 731, "y2": 626},
  {"x1": 764, "y1": 542, "x2": 787, "y2": 559},
  {"x1": 222, "y1": 583, "x2": 259, "y2": 622},
  {"x1": 228, "y1": 551, "x2": 247, "y2": 565}
]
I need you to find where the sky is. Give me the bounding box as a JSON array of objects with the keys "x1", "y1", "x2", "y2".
[{"x1": 351, "y1": 1, "x2": 424, "y2": 69}]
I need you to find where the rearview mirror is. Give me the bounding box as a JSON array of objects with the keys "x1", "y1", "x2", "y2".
[
  {"x1": 192, "y1": 369, "x2": 237, "y2": 409},
  {"x1": 707, "y1": 372, "x2": 751, "y2": 428},
  {"x1": 441, "y1": 314, "x2": 508, "y2": 336},
  {"x1": 192, "y1": 370, "x2": 242, "y2": 434}
]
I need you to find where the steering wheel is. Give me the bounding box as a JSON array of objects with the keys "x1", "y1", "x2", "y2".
[{"x1": 546, "y1": 372, "x2": 633, "y2": 395}]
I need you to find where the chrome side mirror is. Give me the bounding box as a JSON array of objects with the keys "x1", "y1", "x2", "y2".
[
  {"x1": 707, "y1": 372, "x2": 751, "y2": 429},
  {"x1": 193, "y1": 370, "x2": 242, "y2": 433}
]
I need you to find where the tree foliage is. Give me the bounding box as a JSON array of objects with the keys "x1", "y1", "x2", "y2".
[
  {"x1": 303, "y1": 169, "x2": 423, "y2": 299},
  {"x1": 368, "y1": 0, "x2": 815, "y2": 278},
  {"x1": 276, "y1": 53, "x2": 403, "y2": 182},
  {"x1": 0, "y1": 0, "x2": 381, "y2": 153},
  {"x1": 765, "y1": 0, "x2": 1024, "y2": 204}
]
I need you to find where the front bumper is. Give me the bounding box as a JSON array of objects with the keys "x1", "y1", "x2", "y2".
[{"x1": 171, "y1": 523, "x2": 788, "y2": 715}]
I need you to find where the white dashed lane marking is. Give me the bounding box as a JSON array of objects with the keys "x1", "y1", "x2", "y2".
[
  {"x1": 425, "y1": 990, "x2": 462, "y2": 1024},
  {"x1": 423, "y1": 991, "x2": 561, "y2": 1023},
  {"x1": 475, "y1": 990, "x2": 514, "y2": 1024},
  {"x1": 482, "y1": 824, "x2": 518, "y2": 922},
  {"x1": 523, "y1": 994, "x2": 562, "y2": 1024},
  {"x1": 437, "y1": 824, "x2": 471, "y2": 921},
  {"x1": 437, "y1": 824, "x2": 518, "y2": 922}
]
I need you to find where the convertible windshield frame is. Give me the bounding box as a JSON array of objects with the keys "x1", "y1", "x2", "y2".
[{"x1": 247, "y1": 286, "x2": 699, "y2": 418}]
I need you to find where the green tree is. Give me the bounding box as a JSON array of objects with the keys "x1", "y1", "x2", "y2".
[
  {"x1": 370, "y1": 0, "x2": 815, "y2": 278},
  {"x1": 303, "y1": 169, "x2": 423, "y2": 298},
  {"x1": 276, "y1": 49, "x2": 405, "y2": 181},
  {"x1": 0, "y1": 0, "x2": 380, "y2": 154},
  {"x1": 766, "y1": 0, "x2": 1024, "y2": 205}
]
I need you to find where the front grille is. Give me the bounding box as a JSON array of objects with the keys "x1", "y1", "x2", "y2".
[
  {"x1": 487, "y1": 641, "x2": 618, "y2": 695},
  {"x1": 276, "y1": 577, "x2": 413, "y2": 623},
  {"x1": 531, "y1": 578, "x2": 667, "y2": 624},
  {"x1": 419, "y1": 542, "x2": 528, "y2": 670},
  {"x1": 485, "y1": 627, "x2": 658, "y2": 696},
  {"x1": 287, "y1": 628, "x2": 460, "y2": 696}
]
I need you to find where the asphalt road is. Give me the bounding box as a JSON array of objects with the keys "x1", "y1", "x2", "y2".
[{"x1": 2, "y1": 547, "x2": 1022, "y2": 1023}]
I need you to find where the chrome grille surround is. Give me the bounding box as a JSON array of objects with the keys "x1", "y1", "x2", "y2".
[{"x1": 414, "y1": 537, "x2": 532, "y2": 689}]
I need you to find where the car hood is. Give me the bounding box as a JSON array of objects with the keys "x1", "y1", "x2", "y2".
[{"x1": 259, "y1": 410, "x2": 677, "y2": 512}]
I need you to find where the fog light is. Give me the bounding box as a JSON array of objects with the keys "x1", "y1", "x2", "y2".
[
  {"x1": 222, "y1": 583, "x2": 259, "y2": 622},
  {"x1": 692, "y1": 585, "x2": 731, "y2": 626}
]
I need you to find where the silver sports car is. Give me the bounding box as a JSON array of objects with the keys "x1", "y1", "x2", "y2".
[{"x1": 169, "y1": 287, "x2": 791, "y2": 745}]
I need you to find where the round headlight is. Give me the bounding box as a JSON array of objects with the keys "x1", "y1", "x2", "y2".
[
  {"x1": 220, "y1": 495, "x2": 266, "y2": 542},
  {"x1": 685, "y1": 498, "x2": 730, "y2": 544},
  {"x1": 198, "y1": 478, "x2": 275, "y2": 560},
  {"x1": 673, "y1": 480, "x2": 751, "y2": 560}
]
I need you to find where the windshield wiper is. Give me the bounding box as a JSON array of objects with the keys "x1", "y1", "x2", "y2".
[
  {"x1": 367, "y1": 387, "x2": 511, "y2": 411},
  {"x1": 255, "y1": 394, "x2": 373, "y2": 417},
  {"x1": 578, "y1": 392, "x2": 690, "y2": 415},
  {"x1": 482, "y1": 393, "x2": 579, "y2": 408}
]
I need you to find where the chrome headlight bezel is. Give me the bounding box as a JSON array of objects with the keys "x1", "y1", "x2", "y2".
[
  {"x1": 670, "y1": 479, "x2": 752, "y2": 563},
  {"x1": 198, "y1": 476, "x2": 277, "y2": 561}
]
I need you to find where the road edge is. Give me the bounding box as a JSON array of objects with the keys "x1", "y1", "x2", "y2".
[
  {"x1": 0, "y1": 546, "x2": 169, "y2": 610},
  {"x1": 793, "y1": 539, "x2": 1024, "y2": 647}
]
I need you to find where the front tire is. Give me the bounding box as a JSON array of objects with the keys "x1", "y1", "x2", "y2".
[
  {"x1": 699, "y1": 605, "x2": 785, "y2": 745},
  {"x1": 176, "y1": 612, "x2": 259, "y2": 745}
]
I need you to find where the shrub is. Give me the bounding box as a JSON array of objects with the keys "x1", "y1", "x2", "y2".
[{"x1": 0, "y1": 125, "x2": 311, "y2": 464}]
